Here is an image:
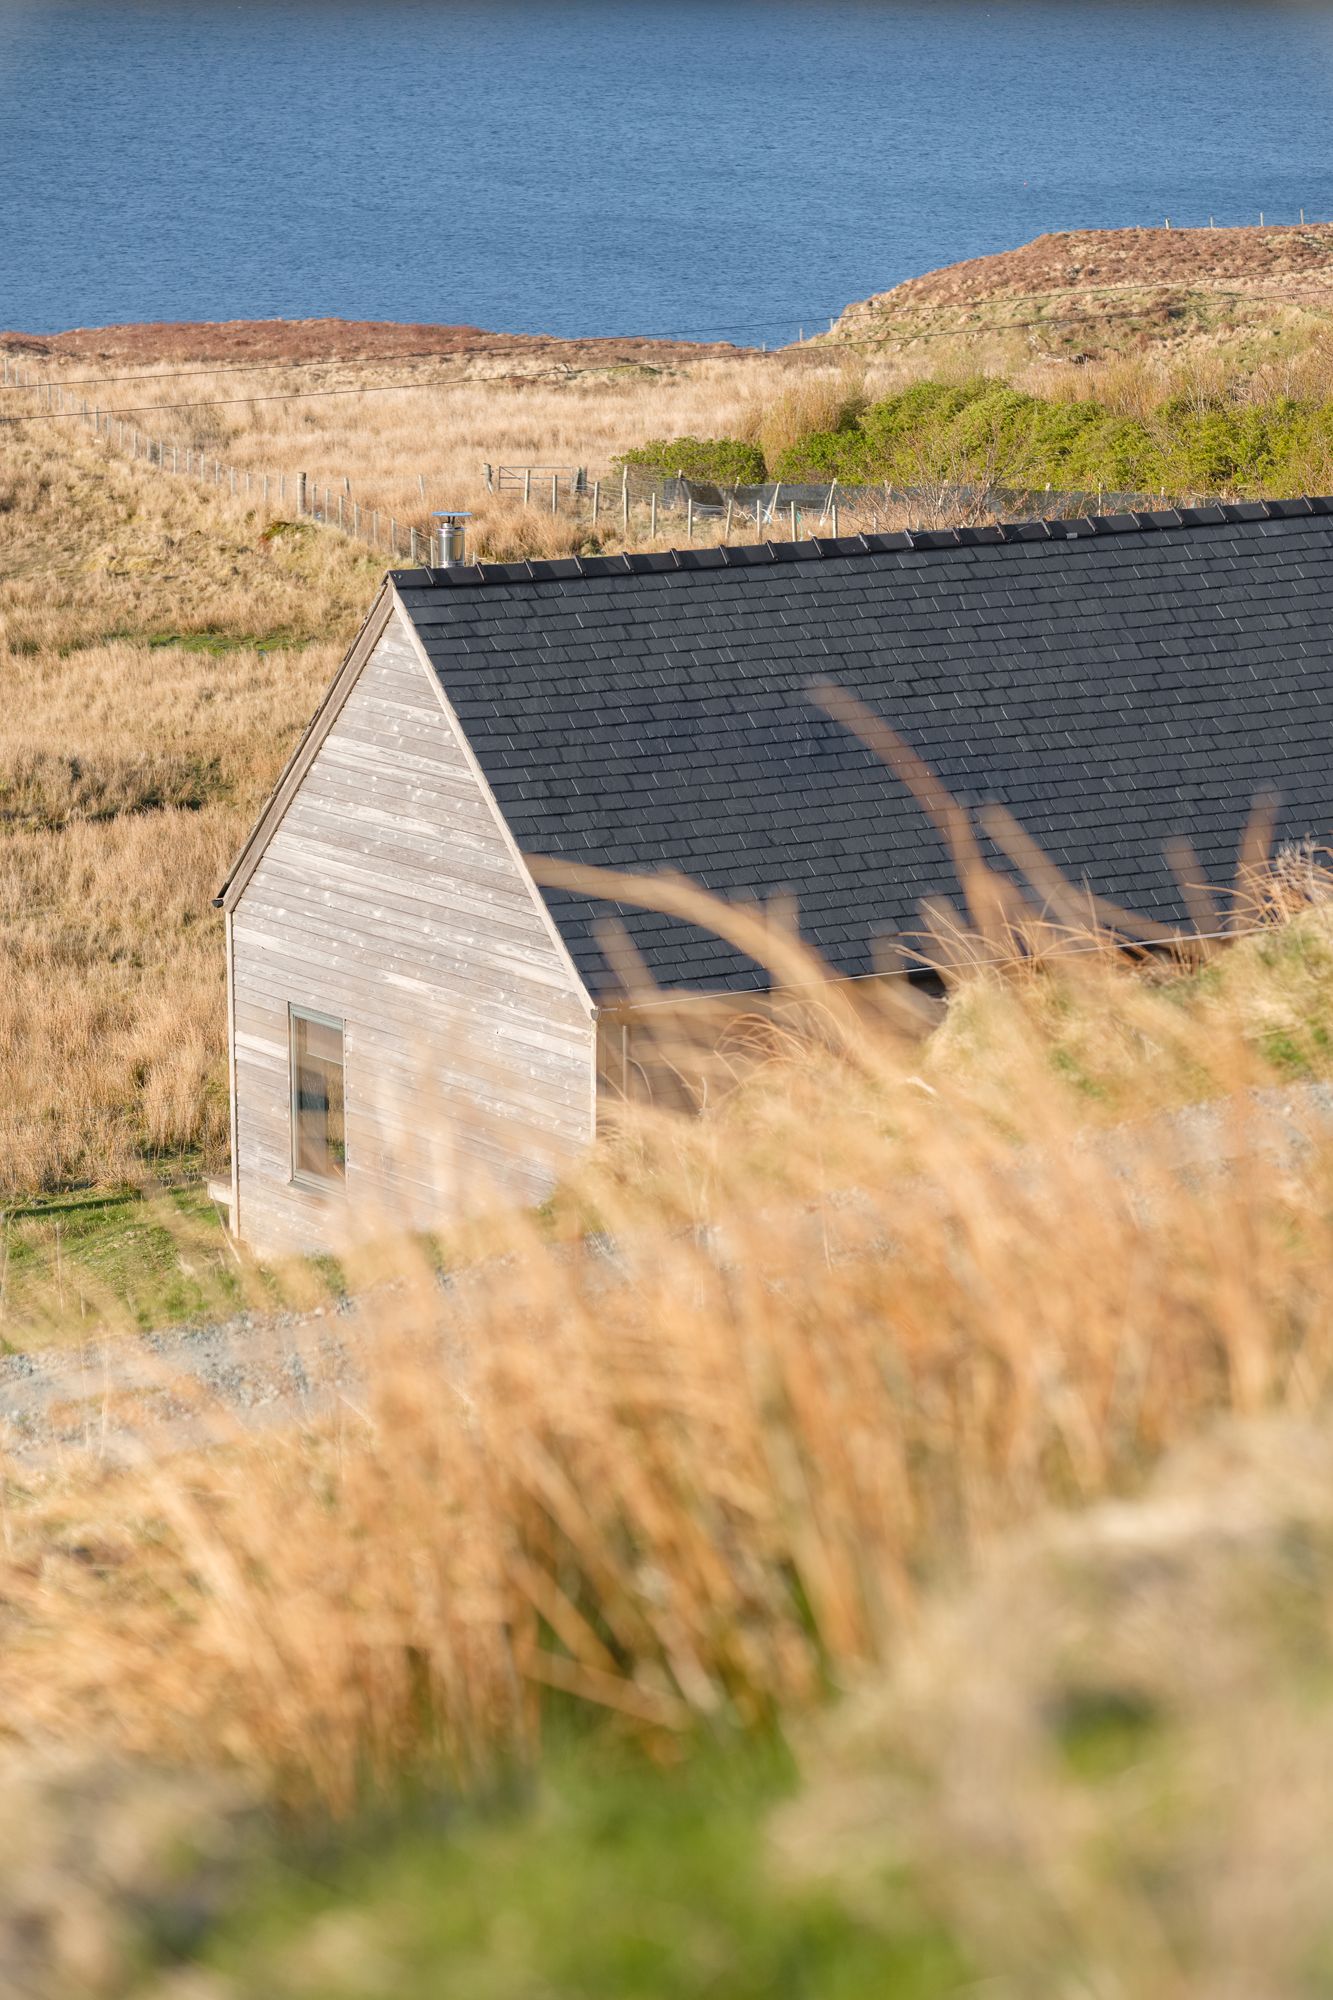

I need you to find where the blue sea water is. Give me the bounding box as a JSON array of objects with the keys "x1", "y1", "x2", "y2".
[{"x1": 2, "y1": 0, "x2": 1333, "y2": 344}]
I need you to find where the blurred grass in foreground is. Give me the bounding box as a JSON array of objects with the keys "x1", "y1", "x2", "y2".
[{"x1": 7, "y1": 853, "x2": 1333, "y2": 1996}]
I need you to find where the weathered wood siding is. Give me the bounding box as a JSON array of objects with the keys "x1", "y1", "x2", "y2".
[{"x1": 229, "y1": 603, "x2": 595, "y2": 1254}]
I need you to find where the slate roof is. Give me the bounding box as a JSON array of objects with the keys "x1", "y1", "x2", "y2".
[{"x1": 391, "y1": 499, "x2": 1333, "y2": 994}]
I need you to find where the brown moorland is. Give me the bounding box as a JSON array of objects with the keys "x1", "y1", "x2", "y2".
[{"x1": 831, "y1": 223, "x2": 1333, "y2": 363}]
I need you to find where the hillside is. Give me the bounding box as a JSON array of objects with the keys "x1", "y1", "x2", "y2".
[{"x1": 830, "y1": 223, "x2": 1333, "y2": 363}]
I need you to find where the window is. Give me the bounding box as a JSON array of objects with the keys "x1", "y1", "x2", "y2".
[{"x1": 290, "y1": 1008, "x2": 346, "y2": 1184}]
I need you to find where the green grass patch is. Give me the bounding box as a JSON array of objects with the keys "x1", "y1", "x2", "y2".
[
  {"x1": 197, "y1": 1738, "x2": 966, "y2": 2000},
  {"x1": 0, "y1": 1181, "x2": 243, "y2": 1346},
  {"x1": 127, "y1": 625, "x2": 317, "y2": 655}
]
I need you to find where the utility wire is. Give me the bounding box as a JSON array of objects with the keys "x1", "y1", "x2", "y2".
[{"x1": 0, "y1": 379, "x2": 479, "y2": 425}]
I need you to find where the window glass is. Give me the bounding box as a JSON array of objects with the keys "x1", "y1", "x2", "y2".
[{"x1": 290, "y1": 1009, "x2": 346, "y2": 1182}]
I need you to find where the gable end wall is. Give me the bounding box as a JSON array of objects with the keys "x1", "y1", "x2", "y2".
[{"x1": 229, "y1": 605, "x2": 595, "y2": 1254}]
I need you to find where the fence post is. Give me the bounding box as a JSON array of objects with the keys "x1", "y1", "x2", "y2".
[
  {"x1": 622, "y1": 467, "x2": 629, "y2": 531},
  {"x1": 409, "y1": 525, "x2": 418, "y2": 563},
  {"x1": 524, "y1": 468, "x2": 532, "y2": 507},
  {"x1": 790, "y1": 499, "x2": 798, "y2": 541},
  {"x1": 390, "y1": 515, "x2": 397, "y2": 550},
  {"x1": 830, "y1": 502, "x2": 839, "y2": 538},
  {"x1": 686, "y1": 494, "x2": 694, "y2": 540},
  {"x1": 296, "y1": 472, "x2": 307, "y2": 514},
  {"x1": 592, "y1": 480, "x2": 600, "y2": 526},
  {"x1": 338, "y1": 494, "x2": 344, "y2": 529},
  {"x1": 650, "y1": 491, "x2": 657, "y2": 538},
  {"x1": 724, "y1": 495, "x2": 734, "y2": 539},
  {"x1": 551, "y1": 473, "x2": 558, "y2": 516}
]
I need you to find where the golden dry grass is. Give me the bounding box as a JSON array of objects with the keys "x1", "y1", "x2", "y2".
[{"x1": 4, "y1": 880, "x2": 1333, "y2": 1814}]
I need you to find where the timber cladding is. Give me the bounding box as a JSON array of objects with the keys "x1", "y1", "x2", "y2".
[{"x1": 226, "y1": 604, "x2": 595, "y2": 1255}]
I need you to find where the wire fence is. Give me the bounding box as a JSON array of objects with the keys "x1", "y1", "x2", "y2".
[{"x1": 2, "y1": 354, "x2": 1165, "y2": 557}]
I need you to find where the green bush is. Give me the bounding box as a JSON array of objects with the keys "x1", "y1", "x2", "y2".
[
  {"x1": 617, "y1": 437, "x2": 766, "y2": 486},
  {"x1": 742, "y1": 377, "x2": 1333, "y2": 498}
]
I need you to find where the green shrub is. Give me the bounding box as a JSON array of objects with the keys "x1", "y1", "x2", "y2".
[
  {"x1": 617, "y1": 437, "x2": 766, "y2": 486},
  {"x1": 743, "y1": 375, "x2": 1333, "y2": 498}
]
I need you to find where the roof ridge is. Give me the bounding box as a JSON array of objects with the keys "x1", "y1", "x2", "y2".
[{"x1": 390, "y1": 494, "x2": 1333, "y2": 589}]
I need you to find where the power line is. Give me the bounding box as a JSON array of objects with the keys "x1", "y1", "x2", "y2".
[
  {"x1": 0, "y1": 378, "x2": 483, "y2": 425},
  {"x1": 0, "y1": 352, "x2": 466, "y2": 390}
]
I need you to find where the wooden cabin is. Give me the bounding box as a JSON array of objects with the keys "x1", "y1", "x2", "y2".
[{"x1": 216, "y1": 498, "x2": 1333, "y2": 1253}]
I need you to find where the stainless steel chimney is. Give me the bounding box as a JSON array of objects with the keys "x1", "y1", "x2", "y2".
[{"x1": 431, "y1": 511, "x2": 471, "y2": 568}]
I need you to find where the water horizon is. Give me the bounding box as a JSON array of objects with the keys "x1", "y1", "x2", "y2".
[{"x1": 4, "y1": 0, "x2": 1333, "y2": 345}]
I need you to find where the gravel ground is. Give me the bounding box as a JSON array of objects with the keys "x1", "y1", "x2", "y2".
[{"x1": 0, "y1": 1298, "x2": 369, "y2": 1465}]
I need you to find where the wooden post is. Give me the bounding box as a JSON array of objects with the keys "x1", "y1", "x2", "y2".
[
  {"x1": 409, "y1": 525, "x2": 418, "y2": 563},
  {"x1": 390, "y1": 515, "x2": 397, "y2": 550},
  {"x1": 724, "y1": 495, "x2": 734, "y2": 539},
  {"x1": 551, "y1": 472, "x2": 559, "y2": 515},
  {"x1": 338, "y1": 493, "x2": 344, "y2": 529},
  {"x1": 830, "y1": 502, "x2": 839, "y2": 538},
  {"x1": 790, "y1": 499, "x2": 798, "y2": 541},
  {"x1": 686, "y1": 494, "x2": 694, "y2": 540},
  {"x1": 296, "y1": 471, "x2": 307, "y2": 514},
  {"x1": 592, "y1": 480, "x2": 600, "y2": 525},
  {"x1": 650, "y1": 490, "x2": 657, "y2": 537},
  {"x1": 622, "y1": 468, "x2": 630, "y2": 530},
  {"x1": 523, "y1": 468, "x2": 532, "y2": 507}
]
